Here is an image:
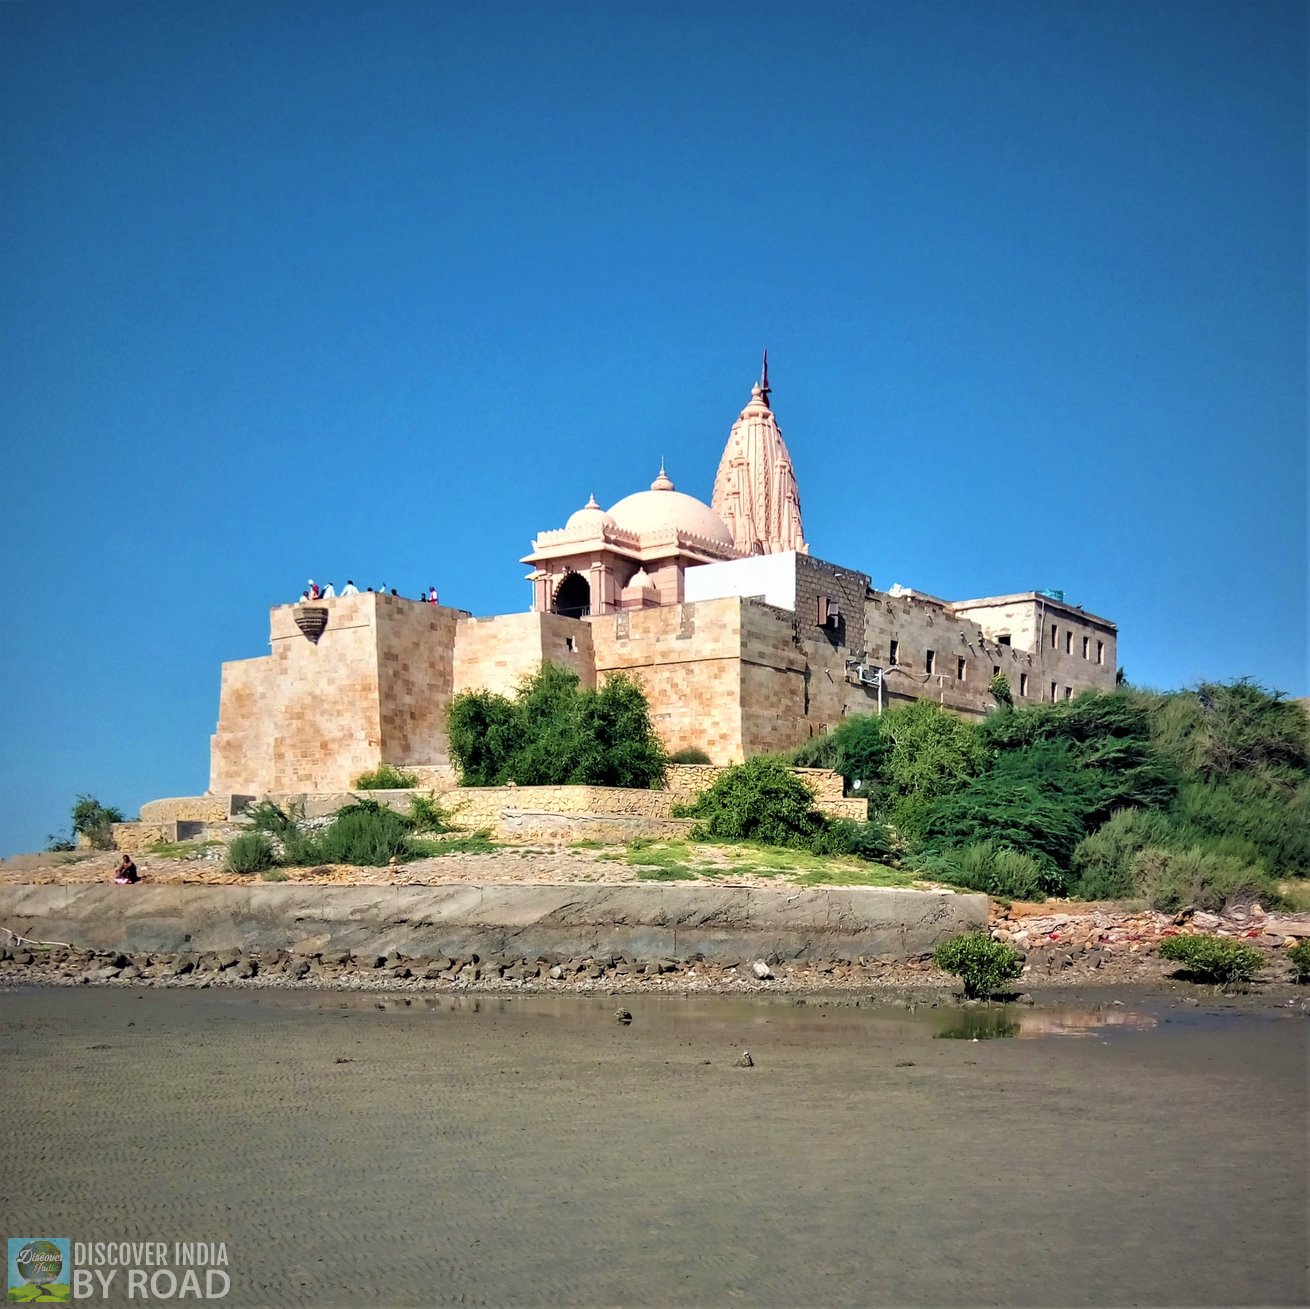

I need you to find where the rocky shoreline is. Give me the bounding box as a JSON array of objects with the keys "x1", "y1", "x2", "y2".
[{"x1": 3, "y1": 932, "x2": 1307, "y2": 1002}]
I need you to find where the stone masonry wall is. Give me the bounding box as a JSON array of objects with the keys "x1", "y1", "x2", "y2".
[
  {"x1": 453, "y1": 611, "x2": 596, "y2": 698},
  {"x1": 590, "y1": 599, "x2": 746, "y2": 762}
]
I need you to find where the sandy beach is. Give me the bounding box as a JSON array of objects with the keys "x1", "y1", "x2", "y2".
[{"x1": 1, "y1": 985, "x2": 1305, "y2": 1307}]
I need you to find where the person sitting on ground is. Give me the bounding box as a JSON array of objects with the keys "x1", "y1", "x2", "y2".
[
  {"x1": 341, "y1": 580, "x2": 359, "y2": 596},
  {"x1": 112, "y1": 855, "x2": 139, "y2": 885}
]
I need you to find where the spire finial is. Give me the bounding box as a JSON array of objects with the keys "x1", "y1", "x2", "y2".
[{"x1": 761, "y1": 348, "x2": 770, "y2": 404}]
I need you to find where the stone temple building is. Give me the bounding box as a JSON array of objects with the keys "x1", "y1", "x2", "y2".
[{"x1": 210, "y1": 363, "x2": 1117, "y2": 795}]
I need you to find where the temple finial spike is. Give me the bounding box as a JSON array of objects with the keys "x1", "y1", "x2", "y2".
[{"x1": 761, "y1": 349, "x2": 770, "y2": 403}]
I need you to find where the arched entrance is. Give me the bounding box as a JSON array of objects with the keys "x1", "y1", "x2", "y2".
[{"x1": 553, "y1": 572, "x2": 591, "y2": 618}]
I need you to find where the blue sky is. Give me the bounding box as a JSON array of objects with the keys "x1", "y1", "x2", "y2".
[{"x1": 1, "y1": 0, "x2": 1304, "y2": 855}]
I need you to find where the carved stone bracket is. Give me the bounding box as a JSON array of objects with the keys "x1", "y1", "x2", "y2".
[{"x1": 294, "y1": 607, "x2": 329, "y2": 644}]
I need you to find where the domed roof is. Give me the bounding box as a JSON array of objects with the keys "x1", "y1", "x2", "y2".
[
  {"x1": 565, "y1": 493, "x2": 616, "y2": 533},
  {"x1": 608, "y1": 466, "x2": 733, "y2": 545}
]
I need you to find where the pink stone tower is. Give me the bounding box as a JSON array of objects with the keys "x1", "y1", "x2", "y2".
[{"x1": 711, "y1": 353, "x2": 808, "y2": 556}]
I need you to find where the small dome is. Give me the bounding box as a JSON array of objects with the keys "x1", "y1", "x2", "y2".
[
  {"x1": 565, "y1": 493, "x2": 616, "y2": 533},
  {"x1": 608, "y1": 466, "x2": 733, "y2": 545}
]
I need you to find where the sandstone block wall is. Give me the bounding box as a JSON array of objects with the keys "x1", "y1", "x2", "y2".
[
  {"x1": 140, "y1": 796, "x2": 246, "y2": 824},
  {"x1": 454, "y1": 611, "x2": 596, "y2": 698},
  {"x1": 591, "y1": 599, "x2": 747, "y2": 761}
]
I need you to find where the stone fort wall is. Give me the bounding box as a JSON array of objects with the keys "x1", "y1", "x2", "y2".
[{"x1": 209, "y1": 583, "x2": 1117, "y2": 796}]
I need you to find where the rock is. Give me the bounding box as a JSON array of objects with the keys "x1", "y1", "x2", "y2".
[
  {"x1": 12, "y1": 951, "x2": 33, "y2": 966},
  {"x1": 751, "y1": 960, "x2": 773, "y2": 980},
  {"x1": 390, "y1": 966, "x2": 413, "y2": 980},
  {"x1": 234, "y1": 960, "x2": 257, "y2": 979},
  {"x1": 423, "y1": 964, "x2": 447, "y2": 980},
  {"x1": 734, "y1": 1051, "x2": 754, "y2": 1068},
  {"x1": 169, "y1": 958, "x2": 195, "y2": 977},
  {"x1": 614, "y1": 1009, "x2": 633, "y2": 1024},
  {"x1": 657, "y1": 959, "x2": 679, "y2": 974},
  {"x1": 458, "y1": 965, "x2": 480, "y2": 983},
  {"x1": 549, "y1": 965, "x2": 564, "y2": 981},
  {"x1": 322, "y1": 951, "x2": 351, "y2": 967},
  {"x1": 289, "y1": 960, "x2": 311, "y2": 980},
  {"x1": 586, "y1": 965, "x2": 605, "y2": 980},
  {"x1": 118, "y1": 966, "x2": 142, "y2": 981},
  {"x1": 1192, "y1": 911, "x2": 1221, "y2": 930}
]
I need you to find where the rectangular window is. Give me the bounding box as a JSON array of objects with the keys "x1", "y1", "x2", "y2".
[
  {"x1": 956, "y1": 656, "x2": 966, "y2": 681},
  {"x1": 1050, "y1": 624, "x2": 1058, "y2": 648},
  {"x1": 1082, "y1": 635, "x2": 1089, "y2": 659},
  {"x1": 1097, "y1": 639, "x2": 1104, "y2": 665},
  {"x1": 1050, "y1": 681, "x2": 1058, "y2": 702},
  {"x1": 889, "y1": 638, "x2": 899, "y2": 665},
  {"x1": 1065, "y1": 631, "x2": 1073, "y2": 654},
  {"x1": 1019, "y1": 673, "x2": 1028, "y2": 697},
  {"x1": 925, "y1": 649, "x2": 935, "y2": 675},
  {"x1": 1065, "y1": 686, "x2": 1073, "y2": 700},
  {"x1": 992, "y1": 665, "x2": 1000, "y2": 678},
  {"x1": 997, "y1": 634, "x2": 1011, "y2": 646}
]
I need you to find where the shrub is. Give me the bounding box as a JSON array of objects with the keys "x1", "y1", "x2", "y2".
[
  {"x1": 1158, "y1": 934, "x2": 1264, "y2": 985},
  {"x1": 226, "y1": 832, "x2": 279, "y2": 874},
  {"x1": 1287, "y1": 941, "x2": 1310, "y2": 982},
  {"x1": 679, "y1": 757, "x2": 824, "y2": 846},
  {"x1": 1070, "y1": 808, "x2": 1181, "y2": 900},
  {"x1": 791, "y1": 714, "x2": 890, "y2": 800},
  {"x1": 407, "y1": 792, "x2": 451, "y2": 833},
  {"x1": 1132, "y1": 845, "x2": 1276, "y2": 913},
  {"x1": 669, "y1": 747, "x2": 712, "y2": 765},
  {"x1": 810, "y1": 817, "x2": 894, "y2": 862},
  {"x1": 989, "y1": 674, "x2": 1013, "y2": 709},
  {"x1": 353, "y1": 763, "x2": 419, "y2": 790},
  {"x1": 67, "y1": 794, "x2": 125, "y2": 851},
  {"x1": 309, "y1": 805, "x2": 416, "y2": 866},
  {"x1": 881, "y1": 701, "x2": 988, "y2": 834},
  {"x1": 244, "y1": 800, "x2": 300, "y2": 837},
  {"x1": 916, "y1": 842, "x2": 1048, "y2": 901},
  {"x1": 933, "y1": 932, "x2": 1025, "y2": 999},
  {"x1": 448, "y1": 664, "x2": 667, "y2": 789}
]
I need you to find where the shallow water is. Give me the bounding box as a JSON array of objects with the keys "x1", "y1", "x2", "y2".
[
  {"x1": 2, "y1": 986, "x2": 1305, "y2": 1307},
  {"x1": 148, "y1": 982, "x2": 1303, "y2": 1041}
]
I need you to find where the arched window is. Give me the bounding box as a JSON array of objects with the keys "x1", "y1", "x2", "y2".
[{"x1": 553, "y1": 572, "x2": 591, "y2": 618}]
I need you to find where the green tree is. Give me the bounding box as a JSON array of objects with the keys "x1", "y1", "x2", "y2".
[{"x1": 881, "y1": 700, "x2": 987, "y2": 833}]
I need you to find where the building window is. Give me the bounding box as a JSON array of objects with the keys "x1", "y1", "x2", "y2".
[
  {"x1": 992, "y1": 665, "x2": 1000, "y2": 678},
  {"x1": 1082, "y1": 636, "x2": 1089, "y2": 659},
  {"x1": 1019, "y1": 673, "x2": 1028, "y2": 697},
  {"x1": 1064, "y1": 631, "x2": 1073, "y2": 654},
  {"x1": 889, "y1": 638, "x2": 899, "y2": 665},
  {"x1": 1065, "y1": 686, "x2": 1073, "y2": 700},
  {"x1": 997, "y1": 634, "x2": 1011, "y2": 646},
  {"x1": 1097, "y1": 639, "x2": 1104, "y2": 665},
  {"x1": 956, "y1": 656, "x2": 966, "y2": 681},
  {"x1": 565, "y1": 636, "x2": 576, "y2": 652},
  {"x1": 1050, "y1": 681, "x2": 1057, "y2": 702},
  {"x1": 925, "y1": 649, "x2": 935, "y2": 676},
  {"x1": 1050, "y1": 624, "x2": 1058, "y2": 648}
]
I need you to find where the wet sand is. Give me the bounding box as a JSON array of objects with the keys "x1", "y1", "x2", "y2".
[{"x1": 1, "y1": 987, "x2": 1305, "y2": 1307}]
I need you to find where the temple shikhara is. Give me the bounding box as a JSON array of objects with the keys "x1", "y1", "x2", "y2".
[{"x1": 211, "y1": 360, "x2": 1117, "y2": 794}]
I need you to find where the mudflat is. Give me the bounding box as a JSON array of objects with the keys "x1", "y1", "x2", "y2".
[{"x1": 1, "y1": 988, "x2": 1305, "y2": 1308}]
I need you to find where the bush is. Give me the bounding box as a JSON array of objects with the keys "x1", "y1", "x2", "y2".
[
  {"x1": 407, "y1": 792, "x2": 451, "y2": 833},
  {"x1": 669, "y1": 747, "x2": 712, "y2": 765},
  {"x1": 1132, "y1": 845, "x2": 1276, "y2": 913},
  {"x1": 989, "y1": 673, "x2": 1013, "y2": 709},
  {"x1": 933, "y1": 932, "x2": 1025, "y2": 998},
  {"x1": 679, "y1": 756, "x2": 824, "y2": 846},
  {"x1": 244, "y1": 800, "x2": 300, "y2": 837},
  {"x1": 1070, "y1": 808, "x2": 1181, "y2": 900},
  {"x1": 1158, "y1": 934, "x2": 1264, "y2": 985},
  {"x1": 306, "y1": 805, "x2": 416, "y2": 867},
  {"x1": 1287, "y1": 940, "x2": 1310, "y2": 982},
  {"x1": 791, "y1": 715, "x2": 890, "y2": 800},
  {"x1": 226, "y1": 832, "x2": 278, "y2": 874},
  {"x1": 353, "y1": 764, "x2": 419, "y2": 790},
  {"x1": 448, "y1": 664, "x2": 667, "y2": 789},
  {"x1": 811, "y1": 817, "x2": 894, "y2": 862},
  {"x1": 882, "y1": 701, "x2": 988, "y2": 833},
  {"x1": 916, "y1": 842, "x2": 1048, "y2": 901},
  {"x1": 66, "y1": 794, "x2": 125, "y2": 850}
]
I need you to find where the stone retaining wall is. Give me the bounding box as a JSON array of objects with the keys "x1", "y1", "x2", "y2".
[{"x1": 0, "y1": 884, "x2": 985, "y2": 964}]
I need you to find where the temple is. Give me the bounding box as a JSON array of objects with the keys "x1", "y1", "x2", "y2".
[{"x1": 210, "y1": 361, "x2": 1118, "y2": 794}]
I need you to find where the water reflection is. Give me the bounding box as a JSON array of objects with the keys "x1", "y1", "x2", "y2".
[{"x1": 933, "y1": 1006, "x2": 1159, "y2": 1040}]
